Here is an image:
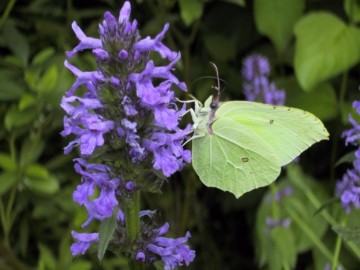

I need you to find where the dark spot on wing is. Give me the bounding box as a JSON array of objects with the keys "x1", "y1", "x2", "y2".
[
  {"x1": 242, "y1": 157, "x2": 249, "y2": 162},
  {"x1": 270, "y1": 119, "x2": 274, "y2": 124}
]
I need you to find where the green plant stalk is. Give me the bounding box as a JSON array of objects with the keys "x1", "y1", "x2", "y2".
[
  {"x1": 301, "y1": 187, "x2": 360, "y2": 258},
  {"x1": 331, "y1": 217, "x2": 347, "y2": 270},
  {"x1": 124, "y1": 191, "x2": 143, "y2": 270},
  {"x1": 285, "y1": 205, "x2": 335, "y2": 262},
  {"x1": 270, "y1": 183, "x2": 279, "y2": 220},
  {"x1": 0, "y1": 0, "x2": 17, "y2": 30}
]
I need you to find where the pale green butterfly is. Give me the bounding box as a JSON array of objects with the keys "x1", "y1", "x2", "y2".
[{"x1": 188, "y1": 63, "x2": 329, "y2": 198}]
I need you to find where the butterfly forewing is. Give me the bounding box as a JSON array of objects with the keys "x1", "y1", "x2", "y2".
[{"x1": 215, "y1": 101, "x2": 329, "y2": 166}]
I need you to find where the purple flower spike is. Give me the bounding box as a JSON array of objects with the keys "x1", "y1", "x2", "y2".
[
  {"x1": 242, "y1": 54, "x2": 285, "y2": 105},
  {"x1": 66, "y1": 22, "x2": 102, "y2": 58}
]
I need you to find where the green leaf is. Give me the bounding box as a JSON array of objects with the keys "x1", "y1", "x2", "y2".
[
  {"x1": 98, "y1": 213, "x2": 117, "y2": 261},
  {"x1": 271, "y1": 227, "x2": 296, "y2": 269},
  {"x1": 254, "y1": 0, "x2": 304, "y2": 53},
  {"x1": 223, "y1": 0, "x2": 246, "y2": 6},
  {"x1": 203, "y1": 34, "x2": 237, "y2": 61},
  {"x1": 36, "y1": 65, "x2": 58, "y2": 93},
  {"x1": 179, "y1": 0, "x2": 203, "y2": 26},
  {"x1": 32, "y1": 47, "x2": 55, "y2": 65},
  {"x1": 20, "y1": 136, "x2": 45, "y2": 169},
  {"x1": 294, "y1": 12, "x2": 360, "y2": 91},
  {"x1": 0, "y1": 70, "x2": 24, "y2": 101},
  {"x1": 25, "y1": 164, "x2": 50, "y2": 179},
  {"x1": 336, "y1": 151, "x2": 356, "y2": 167},
  {"x1": 24, "y1": 174, "x2": 59, "y2": 195},
  {"x1": 344, "y1": 0, "x2": 360, "y2": 23},
  {"x1": 19, "y1": 94, "x2": 37, "y2": 111},
  {"x1": 0, "y1": 152, "x2": 16, "y2": 172},
  {"x1": 277, "y1": 77, "x2": 338, "y2": 121},
  {"x1": 3, "y1": 24, "x2": 30, "y2": 66},
  {"x1": 38, "y1": 243, "x2": 57, "y2": 270},
  {"x1": 0, "y1": 172, "x2": 17, "y2": 195},
  {"x1": 333, "y1": 226, "x2": 360, "y2": 243},
  {"x1": 4, "y1": 105, "x2": 39, "y2": 130}
]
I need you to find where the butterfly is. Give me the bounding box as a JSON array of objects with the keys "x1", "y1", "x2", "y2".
[{"x1": 188, "y1": 63, "x2": 329, "y2": 198}]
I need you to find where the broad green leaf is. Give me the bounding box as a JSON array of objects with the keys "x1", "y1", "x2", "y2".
[
  {"x1": 254, "y1": 0, "x2": 304, "y2": 53},
  {"x1": 19, "y1": 94, "x2": 37, "y2": 111},
  {"x1": 271, "y1": 227, "x2": 296, "y2": 269},
  {"x1": 294, "y1": 12, "x2": 360, "y2": 91},
  {"x1": 0, "y1": 152, "x2": 16, "y2": 172},
  {"x1": 0, "y1": 172, "x2": 17, "y2": 195},
  {"x1": 98, "y1": 213, "x2": 117, "y2": 261},
  {"x1": 277, "y1": 77, "x2": 337, "y2": 121},
  {"x1": 36, "y1": 65, "x2": 58, "y2": 93},
  {"x1": 179, "y1": 0, "x2": 203, "y2": 26},
  {"x1": 69, "y1": 261, "x2": 92, "y2": 270},
  {"x1": 3, "y1": 24, "x2": 30, "y2": 66},
  {"x1": 0, "y1": 70, "x2": 24, "y2": 101},
  {"x1": 204, "y1": 34, "x2": 237, "y2": 61},
  {"x1": 4, "y1": 106, "x2": 38, "y2": 130},
  {"x1": 344, "y1": 0, "x2": 360, "y2": 23}
]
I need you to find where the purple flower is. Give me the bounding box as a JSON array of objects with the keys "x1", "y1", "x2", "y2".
[
  {"x1": 135, "y1": 222, "x2": 195, "y2": 270},
  {"x1": 63, "y1": 2, "x2": 194, "y2": 266},
  {"x1": 242, "y1": 54, "x2": 285, "y2": 105},
  {"x1": 71, "y1": 231, "x2": 99, "y2": 255},
  {"x1": 337, "y1": 100, "x2": 360, "y2": 212}
]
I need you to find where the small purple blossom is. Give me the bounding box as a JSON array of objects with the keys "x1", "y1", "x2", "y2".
[
  {"x1": 242, "y1": 54, "x2": 285, "y2": 105},
  {"x1": 71, "y1": 231, "x2": 99, "y2": 256}
]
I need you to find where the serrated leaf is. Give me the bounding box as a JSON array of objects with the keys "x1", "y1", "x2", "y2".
[
  {"x1": 4, "y1": 106, "x2": 38, "y2": 130},
  {"x1": 344, "y1": 0, "x2": 360, "y2": 23},
  {"x1": 98, "y1": 213, "x2": 117, "y2": 261},
  {"x1": 0, "y1": 152, "x2": 16, "y2": 172},
  {"x1": 3, "y1": 24, "x2": 30, "y2": 66},
  {"x1": 179, "y1": 0, "x2": 203, "y2": 26},
  {"x1": 254, "y1": 0, "x2": 304, "y2": 53},
  {"x1": 36, "y1": 65, "x2": 58, "y2": 93},
  {"x1": 294, "y1": 12, "x2": 360, "y2": 90},
  {"x1": 0, "y1": 172, "x2": 17, "y2": 195}
]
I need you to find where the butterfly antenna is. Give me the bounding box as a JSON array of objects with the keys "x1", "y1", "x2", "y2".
[{"x1": 209, "y1": 62, "x2": 221, "y2": 109}]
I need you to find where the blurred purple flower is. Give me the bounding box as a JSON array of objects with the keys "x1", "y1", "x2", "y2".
[
  {"x1": 71, "y1": 231, "x2": 99, "y2": 255},
  {"x1": 337, "y1": 100, "x2": 360, "y2": 212},
  {"x1": 242, "y1": 54, "x2": 285, "y2": 105}
]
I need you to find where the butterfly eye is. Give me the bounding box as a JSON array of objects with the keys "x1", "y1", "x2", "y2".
[{"x1": 210, "y1": 102, "x2": 218, "y2": 110}]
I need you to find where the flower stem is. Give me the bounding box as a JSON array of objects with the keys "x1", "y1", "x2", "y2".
[
  {"x1": 124, "y1": 190, "x2": 142, "y2": 270},
  {"x1": 331, "y1": 216, "x2": 347, "y2": 270},
  {"x1": 0, "y1": 0, "x2": 17, "y2": 30}
]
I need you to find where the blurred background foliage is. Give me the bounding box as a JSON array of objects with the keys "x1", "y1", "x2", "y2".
[{"x1": 1, "y1": 0, "x2": 360, "y2": 269}]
